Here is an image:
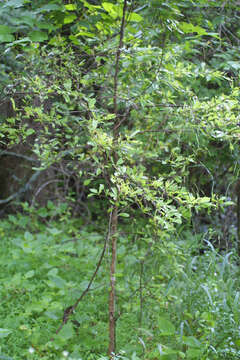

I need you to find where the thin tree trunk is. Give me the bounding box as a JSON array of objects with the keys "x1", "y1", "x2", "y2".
[
  {"x1": 139, "y1": 260, "x2": 144, "y2": 327},
  {"x1": 237, "y1": 179, "x2": 240, "y2": 256},
  {"x1": 108, "y1": 206, "x2": 118, "y2": 356},
  {"x1": 108, "y1": 0, "x2": 128, "y2": 357}
]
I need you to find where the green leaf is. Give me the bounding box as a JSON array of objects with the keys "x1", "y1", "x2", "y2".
[
  {"x1": 68, "y1": 35, "x2": 81, "y2": 45},
  {"x1": 179, "y1": 22, "x2": 207, "y2": 36},
  {"x1": 90, "y1": 188, "x2": 98, "y2": 193},
  {"x1": 36, "y1": 4, "x2": 63, "y2": 12},
  {"x1": 47, "y1": 276, "x2": 67, "y2": 289},
  {"x1": 158, "y1": 317, "x2": 175, "y2": 336},
  {"x1": 0, "y1": 24, "x2": 15, "y2": 43},
  {"x1": 24, "y1": 231, "x2": 33, "y2": 241},
  {"x1": 29, "y1": 31, "x2": 48, "y2": 42},
  {"x1": 44, "y1": 311, "x2": 59, "y2": 320},
  {"x1": 63, "y1": 79, "x2": 72, "y2": 91},
  {"x1": 26, "y1": 128, "x2": 35, "y2": 136},
  {"x1": 99, "y1": 184, "x2": 104, "y2": 193},
  {"x1": 119, "y1": 213, "x2": 129, "y2": 217},
  {"x1": 47, "y1": 268, "x2": 58, "y2": 277},
  {"x1": 3, "y1": 0, "x2": 25, "y2": 8},
  {"x1": 0, "y1": 34, "x2": 15, "y2": 43},
  {"x1": 47, "y1": 227, "x2": 62, "y2": 236},
  {"x1": 65, "y1": 4, "x2": 77, "y2": 11},
  {"x1": 186, "y1": 348, "x2": 203, "y2": 358},
  {"x1": 84, "y1": 179, "x2": 91, "y2": 186},
  {"x1": 64, "y1": 14, "x2": 77, "y2": 24},
  {"x1": 76, "y1": 31, "x2": 95, "y2": 38},
  {"x1": 0, "y1": 25, "x2": 15, "y2": 34},
  {"x1": 0, "y1": 329, "x2": 12, "y2": 338},
  {"x1": 58, "y1": 322, "x2": 74, "y2": 340},
  {"x1": 182, "y1": 336, "x2": 201, "y2": 348},
  {"x1": 128, "y1": 13, "x2": 143, "y2": 22},
  {"x1": 24, "y1": 270, "x2": 35, "y2": 279},
  {"x1": 102, "y1": 2, "x2": 118, "y2": 18}
]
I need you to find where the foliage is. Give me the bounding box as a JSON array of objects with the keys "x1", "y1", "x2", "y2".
[{"x1": 1, "y1": 210, "x2": 240, "y2": 359}]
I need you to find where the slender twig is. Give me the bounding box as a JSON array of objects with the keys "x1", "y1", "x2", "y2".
[{"x1": 52, "y1": 212, "x2": 113, "y2": 338}]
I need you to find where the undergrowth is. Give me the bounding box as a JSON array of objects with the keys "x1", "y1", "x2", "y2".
[{"x1": 0, "y1": 204, "x2": 240, "y2": 360}]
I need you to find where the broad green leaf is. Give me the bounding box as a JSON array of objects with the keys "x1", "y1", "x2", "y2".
[
  {"x1": 84, "y1": 179, "x2": 91, "y2": 186},
  {"x1": 47, "y1": 268, "x2": 59, "y2": 277},
  {"x1": 15, "y1": 15, "x2": 35, "y2": 26},
  {"x1": 3, "y1": 0, "x2": 25, "y2": 8},
  {"x1": 179, "y1": 22, "x2": 207, "y2": 36},
  {"x1": 35, "y1": 21, "x2": 56, "y2": 31},
  {"x1": 102, "y1": 2, "x2": 118, "y2": 18},
  {"x1": 0, "y1": 34, "x2": 14, "y2": 43},
  {"x1": 65, "y1": 4, "x2": 77, "y2": 11},
  {"x1": 58, "y1": 322, "x2": 74, "y2": 340},
  {"x1": 29, "y1": 31, "x2": 48, "y2": 42},
  {"x1": 0, "y1": 329, "x2": 12, "y2": 338},
  {"x1": 0, "y1": 25, "x2": 15, "y2": 34},
  {"x1": 25, "y1": 128, "x2": 35, "y2": 136},
  {"x1": 90, "y1": 188, "x2": 98, "y2": 194},
  {"x1": 48, "y1": 276, "x2": 67, "y2": 289},
  {"x1": 24, "y1": 270, "x2": 35, "y2": 279},
  {"x1": 37, "y1": 4, "x2": 63, "y2": 12},
  {"x1": 182, "y1": 336, "x2": 201, "y2": 348},
  {"x1": 29, "y1": 301, "x2": 45, "y2": 312},
  {"x1": 44, "y1": 311, "x2": 59, "y2": 320},
  {"x1": 128, "y1": 13, "x2": 143, "y2": 22},
  {"x1": 186, "y1": 348, "x2": 203, "y2": 358},
  {"x1": 158, "y1": 317, "x2": 175, "y2": 336},
  {"x1": 24, "y1": 231, "x2": 33, "y2": 241},
  {"x1": 64, "y1": 14, "x2": 77, "y2": 24}
]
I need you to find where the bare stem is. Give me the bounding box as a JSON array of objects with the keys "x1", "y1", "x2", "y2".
[
  {"x1": 108, "y1": 206, "x2": 118, "y2": 356},
  {"x1": 108, "y1": 1, "x2": 128, "y2": 357}
]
